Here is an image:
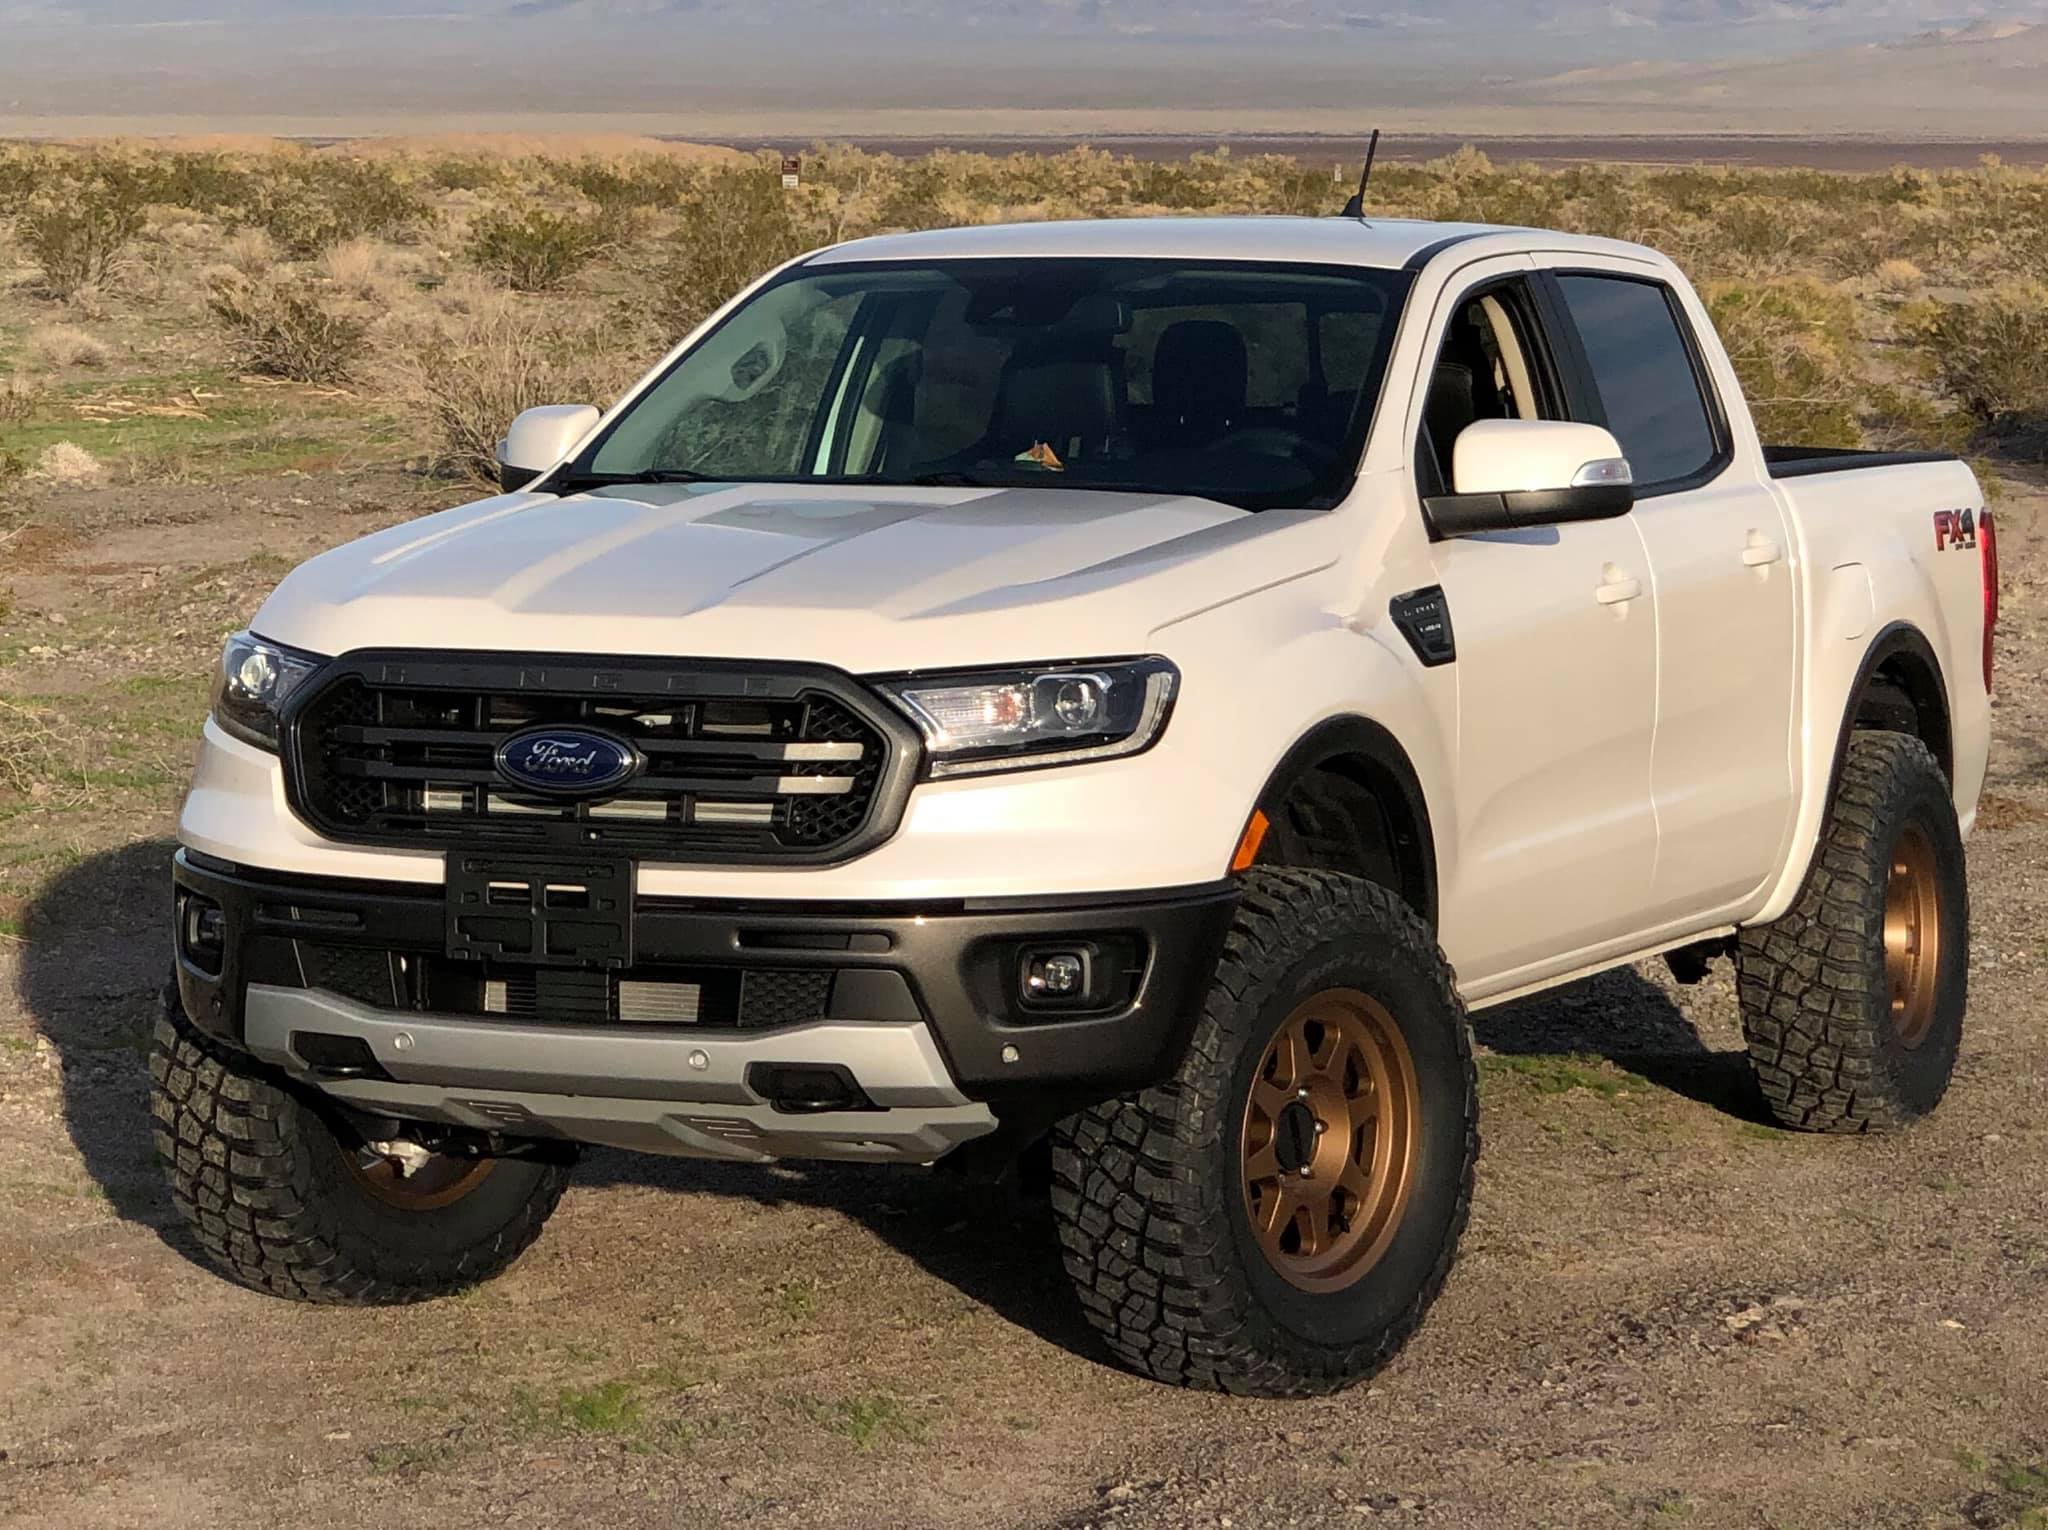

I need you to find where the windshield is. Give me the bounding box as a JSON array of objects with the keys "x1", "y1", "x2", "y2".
[{"x1": 566, "y1": 258, "x2": 1412, "y2": 512}]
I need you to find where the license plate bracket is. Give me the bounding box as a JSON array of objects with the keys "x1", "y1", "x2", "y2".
[{"x1": 446, "y1": 853, "x2": 633, "y2": 969}]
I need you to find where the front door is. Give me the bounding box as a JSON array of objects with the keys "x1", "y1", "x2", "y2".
[{"x1": 1416, "y1": 271, "x2": 1661, "y2": 987}]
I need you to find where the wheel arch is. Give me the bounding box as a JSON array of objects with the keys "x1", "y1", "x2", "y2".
[
  {"x1": 1248, "y1": 716, "x2": 1440, "y2": 930},
  {"x1": 1836, "y1": 622, "x2": 1953, "y2": 788}
]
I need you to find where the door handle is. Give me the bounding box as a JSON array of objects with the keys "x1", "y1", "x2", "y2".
[
  {"x1": 1595, "y1": 574, "x2": 1643, "y2": 606},
  {"x1": 1742, "y1": 532, "x2": 1784, "y2": 568}
]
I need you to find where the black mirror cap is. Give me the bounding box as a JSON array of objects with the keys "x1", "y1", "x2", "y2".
[
  {"x1": 1423, "y1": 480, "x2": 1634, "y2": 538},
  {"x1": 496, "y1": 459, "x2": 544, "y2": 494}
]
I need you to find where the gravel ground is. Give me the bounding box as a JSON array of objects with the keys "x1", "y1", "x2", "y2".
[{"x1": 1, "y1": 467, "x2": 2043, "y2": 1530}]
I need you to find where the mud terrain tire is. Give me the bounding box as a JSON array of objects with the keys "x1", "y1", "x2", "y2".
[
  {"x1": 1737, "y1": 731, "x2": 1968, "y2": 1133},
  {"x1": 150, "y1": 988, "x2": 572, "y2": 1302},
  {"x1": 1050, "y1": 868, "x2": 1477, "y2": 1396}
]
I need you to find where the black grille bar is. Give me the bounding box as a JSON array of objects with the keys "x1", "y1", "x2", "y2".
[{"x1": 280, "y1": 651, "x2": 922, "y2": 865}]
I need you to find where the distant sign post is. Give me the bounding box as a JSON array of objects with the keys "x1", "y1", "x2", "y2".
[{"x1": 781, "y1": 154, "x2": 801, "y2": 190}]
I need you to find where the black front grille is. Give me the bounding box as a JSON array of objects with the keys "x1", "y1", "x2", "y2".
[
  {"x1": 282, "y1": 652, "x2": 919, "y2": 865},
  {"x1": 295, "y1": 941, "x2": 840, "y2": 1030}
]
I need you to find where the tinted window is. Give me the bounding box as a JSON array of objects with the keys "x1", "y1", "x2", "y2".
[
  {"x1": 1555, "y1": 275, "x2": 1720, "y2": 487},
  {"x1": 575, "y1": 259, "x2": 1410, "y2": 512}
]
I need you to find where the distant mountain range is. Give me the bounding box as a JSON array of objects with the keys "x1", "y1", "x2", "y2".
[
  {"x1": 4, "y1": 2, "x2": 2045, "y2": 137},
  {"x1": 9, "y1": 0, "x2": 2048, "y2": 34}
]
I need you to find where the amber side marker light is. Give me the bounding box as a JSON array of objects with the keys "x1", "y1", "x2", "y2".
[{"x1": 1230, "y1": 809, "x2": 1271, "y2": 873}]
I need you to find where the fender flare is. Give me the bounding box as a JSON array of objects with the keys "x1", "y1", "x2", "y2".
[
  {"x1": 1251, "y1": 715, "x2": 1439, "y2": 928},
  {"x1": 1827, "y1": 623, "x2": 1953, "y2": 798}
]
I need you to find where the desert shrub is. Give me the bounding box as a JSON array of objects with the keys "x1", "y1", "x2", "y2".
[
  {"x1": 28, "y1": 442, "x2": 108, "y2": 487},
  {"x1": 465, "y1": 205, "x2": 608, "y2": 292},
  {"x1": 1704, "y1": 279, "x2": 1864, "y2": 448},
  {"x1": 386, "y1": 298, "x2": 641, "y2": 485},
  {"x1": 426, "y1": 154, "x2": 505, "y2": 193},
  {"x1": 15, "y1": 176, "x2": 148, "y2": 296},
  {"x1": 1912, "y1": 286, "x2": 2048, "y2": 448},
  {"x1": 652, "y1": 168, "x2": 817, "y2": 338},
  {"x1": 554, "y1": 155, "x2": 698, "y2": 214},
  {"x1": 0, "y1": 370, "x2": 39, "y2": 425},
  {"x1": 218, "y1": 225, "x2": 279, "y2": 278},
  {"x1": 208, "y1": 276, "x2": 368, "y2": 383},
  {"x1": 235, "y1": 156, "x2": 429, "y2": 257},
  {"x1": 25, "y1": 323, "x2": 110, "y2": 370}
]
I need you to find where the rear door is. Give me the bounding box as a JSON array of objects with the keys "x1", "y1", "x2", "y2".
[
  {"x1": 1543, "y1": 265, "x2": 1797, "y2": 918},
  {"x1": 1416, "y1": 260, "x2": 1661, "y2": 984}
]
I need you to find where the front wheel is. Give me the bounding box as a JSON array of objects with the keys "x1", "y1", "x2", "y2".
[
  {"x1": 1050, "y1": 868, "x2": 1478, "y2": 1396},
  {"x1": 150, "y1": 988, "x2": 573, "y2": 1303}
]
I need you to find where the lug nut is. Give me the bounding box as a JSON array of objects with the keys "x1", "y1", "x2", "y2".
[
  {"x1": 1313, "y1": 1120, "x2": 1328, "y2": 1135},
  {"x1": 1298, "y1": 1166, "x2": 1314, "y2": 1179},
  {"x1": 1296, "y1": 1086, "x2": 1311, "y2": 1101}
]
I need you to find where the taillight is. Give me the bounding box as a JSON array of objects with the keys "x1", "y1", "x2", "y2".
[{"x1": 1981, "y1": 507, "x2": 1999, "y2": 695}]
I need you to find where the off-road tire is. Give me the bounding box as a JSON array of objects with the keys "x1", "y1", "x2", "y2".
[
  {"x1": 1736, "y1": 731, "x2": 1968, "y2": 1133},
  {"x1": 1049, "y1": 868, "x2": 1478, "y2": 1397},
  {"x1": 150, "y1": 988, "x2": 573, "y2": 1302}
]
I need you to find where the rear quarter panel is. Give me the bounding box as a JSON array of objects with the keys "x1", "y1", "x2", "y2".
[{"x1": 1754, "y1": 457, "x2": 1991, "y2": 923}]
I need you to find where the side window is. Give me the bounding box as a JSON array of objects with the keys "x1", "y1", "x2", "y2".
[
  {"x1": 1553, "y1": 274, "x2": 1721, "y2": 489},
  {"x1": 1416, "y1": 281, "x2": 1555, "y2": 497}
]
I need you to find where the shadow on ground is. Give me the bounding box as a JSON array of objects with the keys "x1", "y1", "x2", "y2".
[
  {"x1": 19, "y1": 840, "x2": 1770, "y2": 1360},
  {"x1": 1470, "y1": 960, "x2": 1776, "y2": 1125}
]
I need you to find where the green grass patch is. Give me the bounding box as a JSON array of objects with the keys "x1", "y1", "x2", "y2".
[
  {"x1": 516, "y1": 1380, "x2": 645, "y2": 1437},
  {"x1": 1479, "y1": 1053, "x2": 1645, "y2": 1099},
  {"x1": 813, "y1": 1392, "x2": 925, "y2": 1450},
  {"x1": 1736, "y1": 1121, "x2": 1796, "y2": 1144}
]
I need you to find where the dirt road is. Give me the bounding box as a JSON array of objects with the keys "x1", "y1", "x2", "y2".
[{"x1": 3, "y1": 470, "x2": 2045, "y2": 1529}]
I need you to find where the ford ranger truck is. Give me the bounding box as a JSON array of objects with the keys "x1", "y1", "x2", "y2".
[{"x1": 156, "y1": 216, "x2": 1994, "y2": 1397}]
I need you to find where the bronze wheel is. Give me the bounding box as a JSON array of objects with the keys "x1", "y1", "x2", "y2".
[
  {"x1": 1884, "y1": 821, "x2": 1943, "y2": 1048},
  {"x1": 339, "y1": 1138, "x2": 496, "y2": 1212},
  {"x1": 1051, "y1": 869, "x2": 1476, "y2": 1396},
  {"x1": 1240, "y1": 988, "x2": 1421, "y2": 1294},
  {"x1": 1737, "y1": 731, "x2": 1968, "y2": 1134}
]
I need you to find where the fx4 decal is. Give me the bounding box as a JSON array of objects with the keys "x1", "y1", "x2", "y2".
[{"x1": 1935, "y1": 508, "x2": 1981, "y2": 552}]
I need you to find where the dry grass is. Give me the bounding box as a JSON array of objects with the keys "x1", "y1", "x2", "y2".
[
  {"x1": 24, "y1": 323, "x2": 110, "y2": 371},
  {"x1": 3, "y1": 137, "x2": 2047, "y2": 482},
  {"x1": 383, "y1": 290, "x2": 642, "y2": 484},
  {"x1": 27, "y1": 443, "x2": 109, "y2": 487}
]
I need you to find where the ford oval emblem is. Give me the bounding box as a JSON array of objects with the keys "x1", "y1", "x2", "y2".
[{"x1": 494, "y1": 726, "x2": 642, "y2": 797}]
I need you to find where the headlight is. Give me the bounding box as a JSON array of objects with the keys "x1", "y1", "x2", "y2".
[
  {"x1": 213, "y1": 631, "x2": 324, "y2": 751},
  {"x1": 876, "y1": 657, "x2": 1178, "y2": 778}
]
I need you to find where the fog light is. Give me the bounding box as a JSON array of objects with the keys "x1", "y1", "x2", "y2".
[
  {"x1": 179, "y1": 893, "x2": 227, "y2": 976},
  {"x1": 1022, "y1": 948, "x2": 1092, "y2": 1006}
]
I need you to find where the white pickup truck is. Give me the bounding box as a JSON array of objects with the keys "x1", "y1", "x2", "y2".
[{"x1": 156, "y1": 215, "x2": 1996, "y2": 1397}]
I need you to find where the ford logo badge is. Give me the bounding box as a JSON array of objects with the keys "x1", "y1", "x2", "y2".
[{"x1": 494, "y1": 726, "x2": 642, "y2": 797}]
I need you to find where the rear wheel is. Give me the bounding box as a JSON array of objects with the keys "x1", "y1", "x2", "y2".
[
  {"x1": 1737, "y1": 731, "x2": 1968, "y2": 1132},
  {"x1": 150, "y1": 987, "x2": 573, "y2": 1303},
  {"x1": 1050, "y1": 868, "x2": 1477, "y2": 1396}
]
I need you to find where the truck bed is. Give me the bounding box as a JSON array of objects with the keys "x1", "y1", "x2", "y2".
[{"x1": 1763, "y1": 445, "x2": 1960, "y2": 480}]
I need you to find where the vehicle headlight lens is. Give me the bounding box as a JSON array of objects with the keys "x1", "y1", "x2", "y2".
[
  {"x1": 877, "y1": 657, "x2": 1178, "y2": 778},
  {"x1": 213, "y1": 631, "x2": 324, "y2": 751}
]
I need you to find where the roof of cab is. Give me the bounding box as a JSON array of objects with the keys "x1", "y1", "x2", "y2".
[{"x1": 804, "y1": 215, "x2": 1538, "y2": 272}]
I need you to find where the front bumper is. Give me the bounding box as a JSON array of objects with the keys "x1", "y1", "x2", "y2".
[{"x1": 172, "y1": 849, "x2": 1237, "y2": 1164}]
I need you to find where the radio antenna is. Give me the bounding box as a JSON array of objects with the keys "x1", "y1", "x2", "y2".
[{"x1": 1340, "y1": 129, "x2": 1381, "y2": 220}]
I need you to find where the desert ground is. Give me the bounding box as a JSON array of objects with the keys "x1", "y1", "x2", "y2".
[{"x1": 2, "y1": 140, "x2": 2047, "y2": 1528}]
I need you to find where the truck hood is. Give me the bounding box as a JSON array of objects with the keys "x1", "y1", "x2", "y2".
[{"x1": 252, "y1": 481, "x2": 1340, "y2": 671}]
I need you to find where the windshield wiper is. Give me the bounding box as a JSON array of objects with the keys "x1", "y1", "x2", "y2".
[{"x1": 548, "y1": 468, "x2": 723, "y2": 494}]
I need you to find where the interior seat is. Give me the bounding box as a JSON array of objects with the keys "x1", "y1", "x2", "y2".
[
  {"x1": 1151, "y1": 320, "x2": 1251, "y2": 446},
  {"x1": 994, "y1": 354, "x2": 1120, "y2": 465}
]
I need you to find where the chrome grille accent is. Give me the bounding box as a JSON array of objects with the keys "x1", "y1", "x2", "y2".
[{"x1": 283, "y1": 653, "x2": 917, "y2": 864}]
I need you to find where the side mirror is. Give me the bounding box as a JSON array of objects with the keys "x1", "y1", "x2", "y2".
[
  {"x1": 1425, "y1": 419, "x2": 1634, "y2": 537},
  {"x1": 495, "y1": 404, "x2": 601, "y2": 493}
]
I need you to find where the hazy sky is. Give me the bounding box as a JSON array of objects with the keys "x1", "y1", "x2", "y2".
[{"x1": 6, "y1": 0, "x2": 2046, "y2": 133}]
